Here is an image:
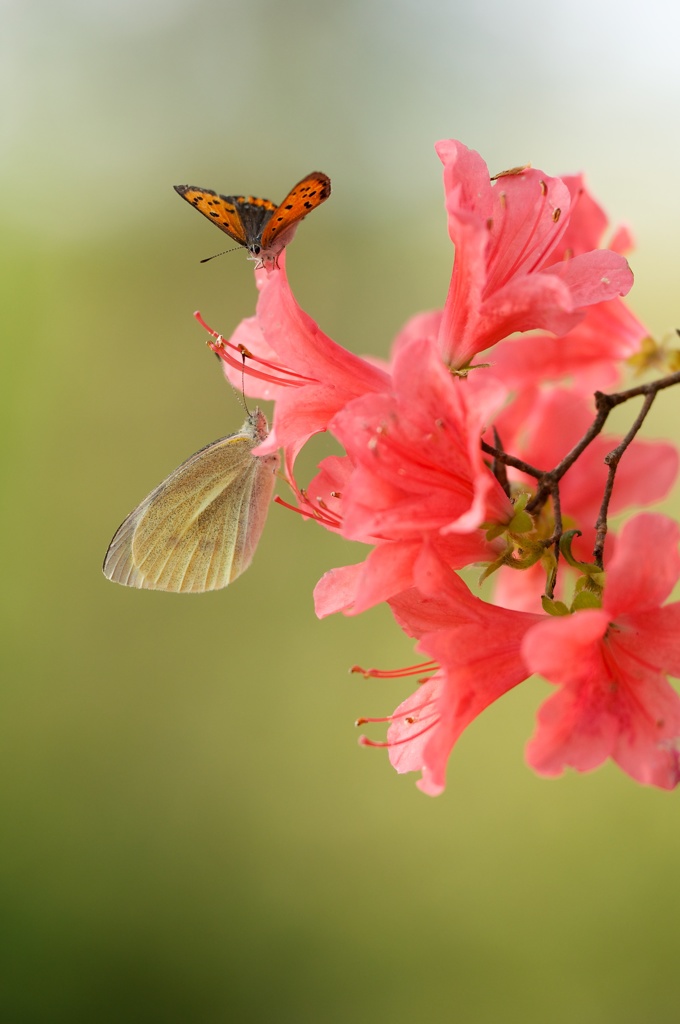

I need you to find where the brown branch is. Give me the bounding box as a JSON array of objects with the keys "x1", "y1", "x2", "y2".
[
  {"x1": 480, "y1": 366, "x2": 680, "y2": 582},
  {"x1": 543, "y1": 480, "x2": 563, "y2": 600},
  {"x1": 491, "y1": 427, "x2": 511, "y2": 498},
  {"x1": 480, "y1": 440, "x2": 544, "y2": 478},
  {"x1": 592, "y1": 390, "x2": 657, "y2": 566},
  {"x1": 598, "y1": 368, "x2": 680, "y2": 407}
]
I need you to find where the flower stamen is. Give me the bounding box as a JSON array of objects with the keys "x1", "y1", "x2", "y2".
[
  {"x1": 358, "y1": 718, "x2": 437, "y2": 750},
  {"x1": 485, "y1": 177, "x2": 562, "y2": 292},
  {"x1": 194, "y1": 311, "x2": 320, "y2": 387},
  {"x1": 351, "y1": 661, "x2": 438, "y2": 679},
  {"x1": 274, "y1": 494, "x2": 341, "y2": 529}
]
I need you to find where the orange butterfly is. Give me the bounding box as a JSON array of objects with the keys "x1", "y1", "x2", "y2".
[{"x1": 174, "y1": 171, "x2": 331, "y2": 266}]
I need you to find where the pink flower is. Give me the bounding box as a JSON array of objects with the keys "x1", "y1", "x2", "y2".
[
  {"x1": 332, "y1": 336, "x2": 512, "y2": 539},
  {"x1": 435, "y1": 140, "x2": 634, "y2": 368},
  {"x1": 489, "y1": 179, "x2": 646, "y2": 392},
  {"x1": 199, "y1": 251, "x2": 388, "y2": 475},
  {"x1": 312, "y1": 335, "x2": 513, "y2": 615},
  {"x1": 523, "y1": 513, "x2": 680, "y2": 789},
  {"x1": 359, "y1": 547, "x2": 542, "y2": 795},
  {"x1": 360, "y1": 516, "x2": 680, "y2": 795}
]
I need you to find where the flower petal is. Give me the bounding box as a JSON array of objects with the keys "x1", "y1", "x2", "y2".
[{"x1": 605, "y1": 514, "x2": 680, "y2": 616}]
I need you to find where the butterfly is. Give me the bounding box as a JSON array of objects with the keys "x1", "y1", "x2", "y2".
[
  {"x1": 103, "y1": 410, "x2": 279, "y2": 593},
  {"x1": 174, "y1": 171, "x2": 331, "y2": 265}
]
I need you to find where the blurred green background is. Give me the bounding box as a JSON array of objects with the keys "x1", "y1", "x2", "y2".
[{"x1": 3, "y1": 1, "x2": 680, "y2": 1021}]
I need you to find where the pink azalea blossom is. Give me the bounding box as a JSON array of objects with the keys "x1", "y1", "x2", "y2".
[
  {"x1": 390, "y1": 173, "x2": 644, "y2": 392},
  {"x1": 523, "y1": 514, "x2": 680, "y2": 789},
  {"x1": 435, "y1": 140, "x2": 634, "y2": 368},
  {"x1": 312, "y1": 335, "x2": 513, "y2": 614},
  {"x1": 331, "y1": 336, "x2": 512, "y2": 538},
  {"x1": 199, "y1": 250, "x2": 388, "y2": 476},
  {"x1": 362, "y1": 548, "x2": 543, "y2": 795},
  {"x1": 359, "y1": 517, "x2": 680, "y2": 795},
  {"x1": 489, "y1": 179, "x2": 646, "y2": 392}
]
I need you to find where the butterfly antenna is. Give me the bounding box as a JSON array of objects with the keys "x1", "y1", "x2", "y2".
[
  {"x1": 215, "y1": 348, "x2": 251, "y2": 415},
  {"x1": 200, "y1": 246, "x2": 241, "y2": 264}
]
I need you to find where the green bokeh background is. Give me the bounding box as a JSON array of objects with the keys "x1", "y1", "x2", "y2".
[{"x1": 3, "y1": 1, "x2": 680, "y2": 1021}]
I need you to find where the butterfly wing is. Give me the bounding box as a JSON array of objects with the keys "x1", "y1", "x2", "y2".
[
  {"x1": 174, "y1": 185, "x2": 251, "y2": 246},
  {"x1": 259, "y1": 172, "x2": 331, "y2": 251},
  {"x1": 103, "y1": 412, "x2": 279, "y2": 593}
]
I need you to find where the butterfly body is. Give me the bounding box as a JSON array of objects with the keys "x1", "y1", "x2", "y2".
[
  {"x1": 103, "y1": 410, "x2": 279, "y2": 593},
  {"x1": 174, "y1": 172, "x2": 331, "y2": 265}
]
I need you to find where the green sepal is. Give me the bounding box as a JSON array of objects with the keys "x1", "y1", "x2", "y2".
[
  {"x1": 483, "y1": 493, "x2": 533, "y2": 540},
  {"x1": 558, "y1": 529, "x2": 583, "y2": 566},
  {"x1": 558, "y1": 530, "x2": 602, "y2": 575},
  {"x1": 507, "y1": 509, "x2": 533, "y2": 534},
  {"x1": 541, "y1": 596, "x2": 570, "y2": 616},
  {"x1": 571, "y1": 590, "x2": 603, "y2": 611},
  {"x1": 478, "y1": 549, "x2": 512, "y2": 584},
  {"x1": 506, "y1": 546, "x2": 545, "y2": 570},
  {"x1": 450, "y1": 361, "x2": 492, "y2": 377},
  {"x1": 574, "y1": 571, "x2": 606, "y2": 595},
  {"x1": 479, "y1": 540, "x2": 545, "y2": 584},
  {"x1": 484, "y1": 522, "x2": 507, "y2": 542}
]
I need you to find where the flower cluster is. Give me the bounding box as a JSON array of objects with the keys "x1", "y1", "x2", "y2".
[{"x1": 202, "y1": 140, "x2": 680, "y2": 795}]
